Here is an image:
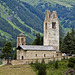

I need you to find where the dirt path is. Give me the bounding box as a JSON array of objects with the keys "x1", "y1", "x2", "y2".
[{"x1": 0, "y1": 65, "x2": 36, "y2": 75}]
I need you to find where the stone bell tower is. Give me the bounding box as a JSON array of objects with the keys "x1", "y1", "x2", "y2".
[
  {"x1": 44, "y1": 10, "x2": 59, "y2": 51},
  {"x1": 17, "y1": 33, "x2": 26, "y2": 47}
]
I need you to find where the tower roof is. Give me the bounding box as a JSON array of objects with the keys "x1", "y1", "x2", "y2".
[{"x1": 17, "y1": 33, "x2": 25, "y2": 37}]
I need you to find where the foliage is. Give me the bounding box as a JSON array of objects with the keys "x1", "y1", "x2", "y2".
[
  {"x1": 69, "y1": 57, "x2": 75, "y2": 64},
  {"x1": 0, "y1": 42, "x2": 12, "y2": 64},
  {"x1": 55, "y1": 61, "x2": 58, "y2": 69},
  {"x1": 30, "y1": 61, "x2": 33, "y2": 65},
  {"x1": 61, "y1": 28, "x2": 75, "y2": 54},
  {"x1": 13, "y1": 50, "x2": 16, "y2": 60},
  {"x1": 68, "y1": 62, "x2": 74, "y2": 68},
  {"x1": 32, "y1": 33, "x2": 43, "y2": 45},
  {"x1": 31, "y1": 60, "x2": 69, "y2": 75},
  {"x1": 38, "y1": 63, "x2": 46, "y2": 75},
  {"x1": 68, "y1": 57, "x2": 75, "y2": 69},
  {"x1": 0, "y1": 0, "x2": 44, "y2": 44},
  {"x1": 41, "y1": 59, "x2": 45, "y2": 64}
]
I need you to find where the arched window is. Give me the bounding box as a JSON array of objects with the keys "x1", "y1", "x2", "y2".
[
  {"x1": 35, "y1": 54, "x2": 37, "y2": 57},
  {"x1": 44, "y1": 54, "x2": 46, "y2": 57},
  {"x1": 22, "y1": 56, "x2": 24, "y2": 60},
  {"x1": 21, "y1": 38, "x2": 24, "y2": 42},
  {"x1": 52, "y1": 22, "x2": 56, "y2": 29},
  {"x1": 45, "y1": 23, "x2": 47, "y2": 29}
]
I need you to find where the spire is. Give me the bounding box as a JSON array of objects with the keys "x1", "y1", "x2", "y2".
[{"x1": 45, "y1": 10, "x2": 51, "y2": 22}]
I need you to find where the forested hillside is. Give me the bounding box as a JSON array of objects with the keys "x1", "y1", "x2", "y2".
[
  {"x1": 22, "y1": 0, "x2": 75, "y2": 33},
  {"x1": 0, "y1": 0, "x2": 75, "y2": 48},
  {"x1": 0, "y1": 0, "x2": 44, "y2": 47}
]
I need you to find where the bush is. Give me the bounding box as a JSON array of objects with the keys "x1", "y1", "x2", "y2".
[
  {"x1": 30, "y1": 61, "x2": 33, "y2": 65},
  {"x1": 55, "y1": 61, "x2": 58, "y2": 69},
  {"x1": 69, "y1": 57, "x2": 75, "y2": 63},
  {"x1": 38, "y1": 63, "x2": 46, "y2": 75},
  {"x1": 41, "y1": 59, "x2": 45, "y2": 64},
  {"x1": 35, "y1": 59, "x2": 40, "y2": 70},
  {"x1": 68, "y1": 62, "x2": 74, "y2": 68}
]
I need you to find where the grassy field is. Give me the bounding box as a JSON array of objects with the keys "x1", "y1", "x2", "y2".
[{"x1": 0, "y1": 65, "x2": 36, "y2": 75}]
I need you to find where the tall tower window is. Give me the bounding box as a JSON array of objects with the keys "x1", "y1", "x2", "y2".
[
  {"x1": 44, "y1": 54, "x2": 46, "y2": 57},
  {"x1": 45, "y1": 23, "x2": 47, "y2": 29},
  {"x1": 52, "y1": 22, "x2": 56, "y2": 29},
  {"x1": 21, "y1": 38, "x2": 24, "y2": 42}
]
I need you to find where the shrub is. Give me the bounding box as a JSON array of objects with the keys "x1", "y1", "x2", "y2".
[
  {"x1": 68, "y1": 62, "x2": 74, "y2": 68},
  {"x1": 69, "y1": 57, "x2": 75, "y2": 63},
  {"x1": 38, "y1": 63, "x2": 46, "y2": 75},
  {"x1": 55, "y1": 61, "x2": 58, "y2": 69},
  {"x1": 30, "y1": 61, "x2": 33, "y2": 65},
  {"x1": 41, "y1": 59, "x2": 45, "y2": 64}
]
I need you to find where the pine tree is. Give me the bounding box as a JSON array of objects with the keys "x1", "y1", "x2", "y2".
[{"x1": 0, "y1": 42, "x2": 12, "y2": 64}]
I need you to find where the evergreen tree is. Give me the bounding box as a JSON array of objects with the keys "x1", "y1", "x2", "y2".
[
  {"x1": 32, "y1": 33, "x2": 43, "y2": 45},
  {"x1": 41, "y1": 59, "x2": 45, "y2": 64},
  {"x1": 61, "y1": 28, "x2": 75, "y2": 54},
  {"x1": 0, "y1": 42, "x2": 12, "y2": 64},
  {"x1": 62, "y1": 32, "x2": 73, "y2": 53},
  {"x1": 36, "y1": 33, "x2": 40, "y2": 45},
  {"x1": 55, "y1": 61, "x2": 58, "y2": 69},
  {"x1": 38, "y1": 63, "x2": 46, "y2": 75},
  {"x1": 70, "y1": 28, "x2": 75, "y2": 53}
]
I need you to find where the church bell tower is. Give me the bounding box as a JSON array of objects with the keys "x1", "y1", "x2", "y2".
[
  {"x1": 44, "y1": 10, "x2": 59, "y2": 51},
  {"x1": 17, "y1": 33, "x2": 26, "y2": 47}
]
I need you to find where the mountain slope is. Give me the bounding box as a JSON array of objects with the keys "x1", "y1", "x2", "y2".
[
  {"x1": 21, "y1": 0, "x2": 75, "y2": 7},
  {"x1": 0, "y1": 0, "x2": 75, "y2": 45},
  {"x1": 0, "y1": 0, "x2": 44, "y2": 43},
  {"x1": 21, "y1": 0, "x2": 75, "y2": 33}
]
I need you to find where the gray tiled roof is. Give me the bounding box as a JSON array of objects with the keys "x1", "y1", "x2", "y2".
[{"x1": 18, "y1": 45, "x2": 56, "y2": 51}]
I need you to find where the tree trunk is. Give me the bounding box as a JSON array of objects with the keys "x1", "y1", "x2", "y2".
[{"x1": 7, "y1": 56, "x2": 9, "y2": 64}]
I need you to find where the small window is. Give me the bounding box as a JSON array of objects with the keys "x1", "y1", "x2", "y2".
[
  {"x1": 52, "y1": 22, "x2": 56, "y2": 29},
  {"x1": 44, "y1": 54, "x2": 46, "y2": 57},
  {"x1": 36, "y1": 54, "x2": 37, "y2": 57},
  {"x1": 21, "y1": 38, "x2": 24, "y2": 42},
  {"x1": 45, "y1": 23, "x2": 47, "y2": 29},
  {"x1": 57, "y1": 54, "x2": 59, "y2": 56}
]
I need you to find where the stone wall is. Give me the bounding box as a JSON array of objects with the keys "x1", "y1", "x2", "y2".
[
  {"x1": 17, "y1": 49, "x2": 56, "y2": 60},
  {"x1": 3, "y1": 56, "x2": 72, "y2": 65}
]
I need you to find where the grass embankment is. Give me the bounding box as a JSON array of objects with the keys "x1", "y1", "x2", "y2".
[
  {"x1": 0, "y1": 65, "x2": 36, "y2": 75},
  {"x1": 31, "y1": 59, "x2": 69, "y2": 75}
]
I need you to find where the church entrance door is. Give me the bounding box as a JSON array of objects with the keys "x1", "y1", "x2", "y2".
[{"x1": 22, "y1": 56, "x2": 23, "y2": 60}]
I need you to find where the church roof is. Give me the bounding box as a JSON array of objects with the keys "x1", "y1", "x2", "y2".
[{"x1": 17, "y1": 45, "x2": 56, "y2": 51}]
